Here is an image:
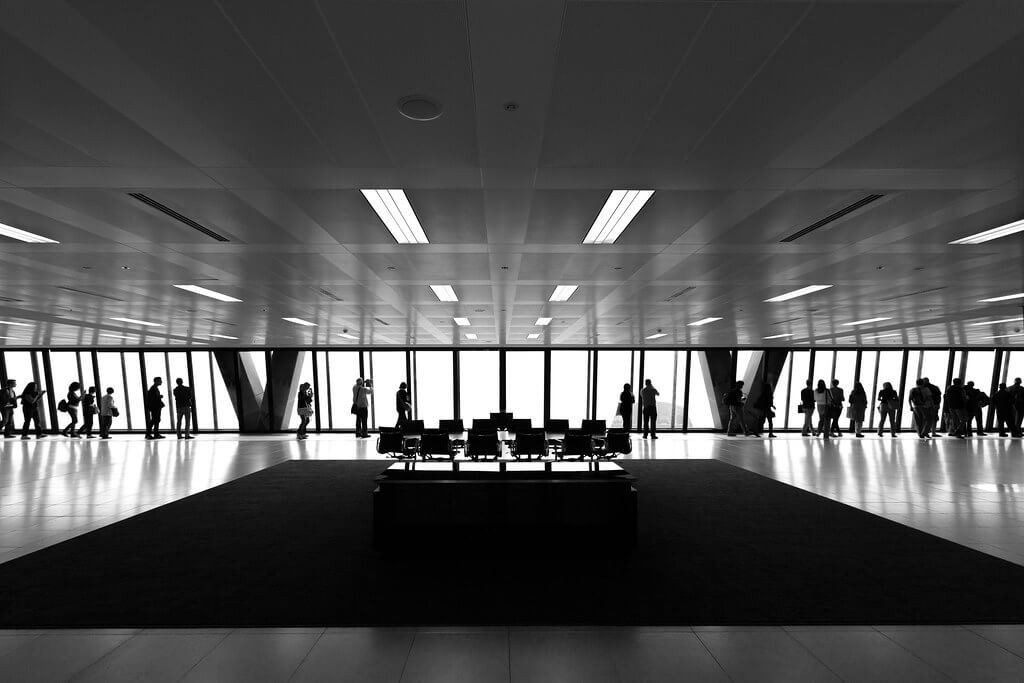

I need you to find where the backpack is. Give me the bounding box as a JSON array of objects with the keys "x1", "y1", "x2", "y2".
[
  {"x1": 978, "y1": 392, "x2": 990, "y2": 408},
  {"x1": 57, "y1": 399, "x2": 68, "y2": 412}
]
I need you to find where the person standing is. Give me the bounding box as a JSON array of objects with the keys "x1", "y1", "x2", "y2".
[
  {"x1": 618, "y1": 383, "x2": 635, "y2": 431},
  {"x1": 849, "y1": 381, "x2": 868, "y2": 438},
  {"x1": 813, "y1": 380, "x2": 830, "y2": 437},
  {"x1": 296, "y1": 382, "x2": 313, "y2": 439},
  {"x1": 1010, "y1": 378, "x2": 1024, "y2": 438},
  {"x1": 62, "y1": 382, "x2": 81, "y2": 437},
  {"x1": 173, "y1": 378, "x2": 194, "y2": 439},
  {"x1": 80, "y1": 386, "x2": 97, "y2": 438},
  {"x1": 876, "y1": 381, "x2": 899, "y2": 437},
  {"x1": 944, "y1": 378, "x2": 968, "y2": 439},
  {"x1": 146, "y1": 377, "x2": 165, "y2": 439},
  {"x1": 909, "y1": 378, "x2": 935, "y2": 439},
  {"x1": 924, "y1": 378, "x2": 942, "y2": 437},
  {"x1": 99, "y1": 387, "x2": 116, "y2": 439},
  {"x1": 827, "y1": 379, "x2": 845, "y2": 437},
  {"x1": 1, "y1": 379, "x2": 17, "y2": 438},
  {"x1": 965, "y1": 381, "x2": 986, "y2": 436},
  {"x1": 723, "y1": 381, "x2": 748, "y2": 436},
  {"x1": 640, "y1": 379, "x2": 659, "y2": 439},
  {"x1": 994, "y1": 383, "x2": 1013, "y2": 437},
  {"x1": 754, "y1": 382, "x2": 777, "y2": 438},
  {"x1": 395, "y1": 382, "x2": 411, "y2": 429},
  {"x1": 18, "y1": 382, "x2": 45, "y2": 439},
  {"x1": 799, "y1": 379, "x2": 815, "y2": 436},
  {"x1": 352, "y1": 378, "x2": 372, "y2": 438}
]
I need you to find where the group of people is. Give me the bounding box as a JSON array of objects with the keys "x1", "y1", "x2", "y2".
[{"x1": 0, "y1": 376, "x2": 194, "y2": 440}]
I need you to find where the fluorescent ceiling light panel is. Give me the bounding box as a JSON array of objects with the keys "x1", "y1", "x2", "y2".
[
  {"x1": 100, "y1": 333, "x2": 132, "y2": 339},
  {"x1": 453, "y1": 317, "x2": 470, "y2": 326},
  {"x1": 950, "y1": 218, "x2": 1024, "y2": 245},
  {"x1": 970, "y1": 317, "x2": 1021, "y2": 326},
  {"x1": 549, "y1": 285, "x2": 578, "y2": 302},
  {"x1": 209, "y1": 333, "x2": 239, "y2": 340},
  {"x1": 645, "y1": 332, "x2": 667, "y2": 340},
  {"x1": 979, "y1": 293, "x2": 1024, "y2": 303},
  {"x1": 688, "y1": 317, "x2": 722, "y2": 327},
  {"x1": 0, "y1": 320, "x2": 32, "y2": 327},
  {"x1": 0, "y1": 221, "x2": 59, "y2": 244},
  {"x1": 338, "y1": 333, "x2": 358, "y2": 340},
  {"x1": 0, "y1": 336, "x2": 21, "y2": 340},
  {"x1": 527, "y1": 333, "x2": 540, "y2": 339},
  {"x1": 763, "y1": 333, "x2": 794, "y2": 339},
  {"x1": 866, "y1": 333, "x2": 900, "y2": 340},
  {"x1": 110, "y1": 317, "x2": 162, "y2": 327},
  {"x1": 583, "y1": 190, "x2": 654, "y2": 244},
  {"x1": 172, "y1": 284, "x2": 242, "y2": 302},
  {"x1": 536, "y1": 317, "x2": 552, "y2": 326},
  {"x1": 764, "y1": 285, "x2": 833, "y2": 302},
  {"x1": 430, "y1": 285, "x2": 458, "y2": 302},
  {"x1": 843, "y1": 317, "x2": 893, "y2": 326},
  {"x1": 282, "y1": 317, "x2": 317, "y2": 327},
  {"x1": 360, "y1": 189, "x2": 428, "y2": 244},
  {"x1": 990, "y1": 333, "x2": 1024, "y2": 339},
  {"x1": 465, "y1": 333, "x2": 478, "y2": 340}
]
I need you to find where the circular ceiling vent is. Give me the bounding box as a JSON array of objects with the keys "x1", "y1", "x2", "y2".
[{"x1": 397, "y1": 95, "x2": 442, "y2": 121}]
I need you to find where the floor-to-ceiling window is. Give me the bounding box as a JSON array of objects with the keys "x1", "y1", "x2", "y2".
[
  {"x1": 413, "y1": 350, "x2": 454, "y2": 427},
  {"x1": 284, "y1": 351, "x2": 313, "y2": 431},
  {"x1": 504, "y1": 351, "x2": 544, "y2": 425},
  {"x1": 687, "y1": 351, "x2": 720, "y2": 429},
  {"x1": 595, "y1": 350, "x2": 636, "y2": 426},
  {"x1": 458, "y1": 350, "x2": 499, "y2": 421},
  {"x1": 549, "y1": 350, "x2": 590, "y2": 425},
  {"x1": 327, "y1": 351, "x2": 361, "y2": 431},
  {"x1": 368, "y1": 351, "x2": 407, "y2": 429},
  {"x1": 642, "y1": 350, "x2": 678, "y2": 429}
]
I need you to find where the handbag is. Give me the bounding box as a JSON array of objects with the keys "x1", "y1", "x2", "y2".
[
  {"x1": 298, "y1": 406, "x2": 313, "y2": 418},
  {"x1": 57, "y1": 399, "x2": 68, "y2": 412},
  {"x1": 111, "y1": 407, "x2": 120, "y2": 418},
  {"x1": 615, "y1": 402, "x2": 623, "y2": 416},
  {"x1": 350, "y1": 403, "x2": 358, "y2": 415},
  {"x1": 885, "y1": 399, "x2": 899, "y2": 412},
  {"x1": 845, "y1": 406, "x2": 854, "y2": 419}
]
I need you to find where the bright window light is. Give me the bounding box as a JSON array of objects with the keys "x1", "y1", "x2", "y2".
[
  {"x1": 465, "y1": 333, "x2": 478, "y2": 340},
  {"x1": 764, "y1": 285, "x2": 833, "y2": 302},
  {"x1": 210, "y1": 333, "x2": 239, "y2": 340},
  {"x1": 843, "y1": 317, "x2": 893, "y2": 326},
  {"x1": 172, "y1": 284, "x2": 242, "y2": 302},
  {"x1": 0, "y1": 221, "x2": 59, "y2": 244},
  {"x1": 950, "y1": 218, "x2": 1024, "y2": 245},
  {"x1": 763, "y1": 333, "x2": 794, "y2": 339},
  {"x1": 360, "y1": 189, "x2": 428, "y2": 244},
  {"x1": 645, "y1": 332, "x2": 667, "y2": 340},
  {"x1": 527, "y1": 333, "x2": 540, "y2": 339},
  {"x1": 583, "y1": 190, "x2": 655, "y2": 244},
  {"x1": 430, "y1": 285, "x2": 458, "y2": 302},
  {"x1": 0, "y1": 320, "x2": 32, "y2": 327},
  {"x1": 688, "y1": 317, "x2": 722, "y2": 327},
  {"x1": 979, "y1": 293, "x2": 1024, "y2": 303},
  {"x1": 549, "y1": 285, "x2": 578, "y2": 302},
  {"x1": 969, "y1": 317, "x2": 1021, "y2": 326},
  {"x1": 282, "y1": 317, "x2": 317, "y2": 327},
  {"x1": 536, "y1": 317, "x2": 552, "y2": 326},
  {"x1": 453, "y1": 317, "x2": 470, "y2": 326},
  {"x1": 338, "y1": 333, "x2": 358, "y2": 340},
  {"x1": 110, "y1": 317, "x2": 162, "y2": 327}
]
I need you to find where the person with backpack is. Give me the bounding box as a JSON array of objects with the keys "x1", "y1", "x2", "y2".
[
  {"x1": 923, "y1": 377, "x2": 942, "y2": 437},
  {"x1": 724, "y1": 380, "x2": 749, "y2": 436},
  {"x1": 60, "y1": 382, "x2": 81, "y2": 437},
  {"x1": 965, "y1": 381, "x2": 987, "y2": 436},
  {"x1": 80, "y1": 386, "x2": 97, "y2": 438},
  {"x1": 19, "y1": 381, "x2": 46, "y2": 439}
]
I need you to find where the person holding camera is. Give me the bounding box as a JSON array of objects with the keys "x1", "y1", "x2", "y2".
[{"x1": 352, "y1": 377, "x2": 372, "y2": 438}]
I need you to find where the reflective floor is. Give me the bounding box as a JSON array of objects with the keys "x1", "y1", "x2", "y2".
[{"x1": 2, "y1": 432, "x2": 1024, "y2": 681}]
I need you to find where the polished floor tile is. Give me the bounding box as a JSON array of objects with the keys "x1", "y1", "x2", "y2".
[
  {"x1": 70, "y1": 632, "x2": 228, "y2": 683},
  {"x1": 696, "y1": 630, "x2": 841, "y2": 682},
  {"x1": 788, "y1": 629, "x2": 951, "y2": 682},
  {"x1": 290, "y1": 629, "x2": 414, "y2": 683},
  {"x1": 178, "y1": 630, "x2": 322, "y2": 683},
  {"x1": 401, "y1": 631, "x2": 509, "y2": 683},
  {"x1": 0, "y1": 633, "x2": 132, "y2": 682},
  {"x1": 878, "y1": 628, "x2": 1024, "y2": 682}
]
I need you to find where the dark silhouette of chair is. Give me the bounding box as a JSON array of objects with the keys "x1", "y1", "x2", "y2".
[
  {"x1": 558, "y1": 430, "x2": 593, "y2": 460},
  {"x1": 439, "y1": 418, "x2": 464, "y2": 434},
  {"x1": 377, "y1": 427, "x2": 415, "y2": 459},
  {"x1": 419, "y1": 431, "x2": 456, "y2": 461},
  {"x1": 401, "y1": 419, "x2": 425, "y2": 452},
  {"x1": 511, "y1": 418, "x2": 533, "y2": 433},
  {"x1": 490, "y1": 412, "x2": 514, "y2": 430},
  {"x1": 512, "y1": 429, "x2": 547, "y2": 460},
  {"x1": 544, "y1": 419, "x2": 570, "y2": 434},
  {"x1": 466, "y1": 430, "x2": 500, "y2": 460},
  {"x1": 595, "y1": 429, "x2": 631, "y2": 459},
  {"x1": 581, "y1": 419, "x2": 607, "y2": 435},
  {"x1": 472, "y1": 418, "x2": 496, "y2": 431}
]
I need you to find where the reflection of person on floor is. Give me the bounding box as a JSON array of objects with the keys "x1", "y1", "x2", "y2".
[{"x1": 640, "y1": 379, "x2": 659, "y2": 439}]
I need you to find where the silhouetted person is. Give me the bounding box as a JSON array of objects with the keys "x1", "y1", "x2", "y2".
[
  {"x1": 849, "y1": 381, "x2": 867, "y2": 438},
  {"x1": 395, "y1": 382, "x2": 411, "y2": 428},
  {"x1": 799, "y1": 379, "x2": 815, "y2": 436},
  {"x1": 296, "y1": 381, "x2": 313, "y2": 439},
  {"x1": 909, "y1": 378, "x2": 935, "y2": 439},
  {"x1": 99, "y1": 387, "x2": 116, "y2": 439},
  {"x1": 62, "y1": 382, "x2": 81, "y2": 437},
  {"x1": 754, "y1": 382, "x2": 776, "y2": 438},
  {"x1": 965, "y1": 381, "x2": 986, "y2": 436},
  {"x1": 618, "y1": 383, "x2": 635, "y2": 431},
  {"x1": 994, "y1": 383, "x2": 1013, "y2": 437},
  {"x1": 813, "y1": 380, "x2": 830, "y2": 437},
  {"x1": 724, "y1": 381, "x2": 749, "y2": 436},
  {"x1": 944, "y1": 378, "x2": 967, "y2": 439},
  {"x1": 827, "y1": 379, "x2": 845, "y2": 436},
  {"x1": 19, "y1": 381, "x2": 45, "y2": 439},
  {"x1": 640, "y1": 379, "x2": 659, "y2": 439},
  {"x1": 80, "y1": 386, "x2": 97, "y2": 438},
  {"x1": 146, "y1": 377, "x2": 165, "y2": 439},
  {"x1": 173, "y1": 378, "x2": 193, "y2": 439},
  {"x1": 1010, "y1": 378, "x2": 1024, "y2": 437},
  {"x1": 352, "y1": 378, "x2": 371, "y2": 438},
  {"x1": 1, "y1": 379, "x2": 17, "y2": 438},
  {"x1": 876, "y1": 381, "x2": 899, "y2": 437},
  {"x1": 924, "y1": 377, "x2": 942, "y2": 437}
]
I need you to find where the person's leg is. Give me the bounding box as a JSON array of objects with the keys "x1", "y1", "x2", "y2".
[
  {"x1": 176, "y1": 410, "x2": 184, "y2": 437},
  {"x1": 153, "y1": 409, "x2": 162, "y2": 437},
  {"x1": 767, "y1": 414, "x2": 775, "y2": 437},
  {"x1": 4, "y1": 407, "x2": 14, "y2": 437},
  {"x1": 802, "y1": 408, "x2": 812, "y2": 436},
  {"x1": 184, "y1": 408, "x2": 192, "y2": 437},
  {"x1": 816, "y1": 407, "x2": 827, "y2": 436},
  {"x1": 650, "y1": 410, "x2": 657, "y2": 439},
  {"x1": 622, "y1": 412, "x2": 631, "y2": 431}
]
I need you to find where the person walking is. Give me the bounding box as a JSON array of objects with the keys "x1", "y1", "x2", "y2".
[
  {"x1": 173, "y1": 378, "x2": 194, "y2": 439},
  {"x1": 146, "y1": 377, "x2": 165, "y2": 439},
  {"x1": 909, "y1": 378, "x2": 935, "y2": 439},
  {"x1": 640, "y1": 379, "x2": 659, "y2": 439},
  {"x1": 799, "y1": 379, "x2": 815, "y2": 436},
  {"x1": 296, "y1": 382, "x2": 313, "y2": 439},
  {"x1": 395, "y1": 382, "x2": 411, "y2": 429},
  {"x1": 18, "y1": 381, "x2": 45, "y2": 439},
  {"x1": 827, "y1": 379, "x2": 846, "y2": 436},
  {"x1": 944, "y1": 378, "x2": 968, "y2": 439},
  {"x1": 724, "y1": 381, "x2": 749, "y2": 436},
  {"x1": 754, "y1": 382, "x2": 777, "y2": 438},
  {"x1": 994, "y1": 383, "x2": 1013, "y2": 437},
  {"x1": 618, "y1": 383, "x2": 635, "y2": 430},
  {"x1": 352, "y1": 378, "x2": 372, "y2": 438},
  {"x1": 1, "y1": 379, "x2": 17, "y2": 438},
  {"x1": 1010, "y1": 378, "x2": 1024, "y2": 438},
  {"x1": 876, "y1": 381, "x2": 899, "y2": 437},
  {"x1": 849, "y1": 381, "x2": 868, "y2": 438},
  {"x1": 80, "y1": 386, "x2": 97, "y2": 438},
  {"x1": 99, "y1": 387, "x2": 116, "y2": 439},
  {"x1": 61, "y1": 382, "x2": 81, "y2": 437},
  {"x1": 814, "y1": 380, "x2": 831, "y2": 437}
]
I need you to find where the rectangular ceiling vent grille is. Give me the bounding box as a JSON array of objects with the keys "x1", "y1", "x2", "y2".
[
  {"x1": 309, "y1": 286, "x2": 343, "y2": 302},
  {"x1": 56, "y1": 286, "x2": 124, "y2": 302},
  {"x1": 879, "y1": 286, "x2": 947, "y2": 302},
  {"x1": 128, "y1": 193, "x2": 229, "y2": 242},
  {"x1": 664, "y1": 286, "x2": 696, "y2": 302},
  {"x1": 780, "y1": 194, "x2": 885, "y2": 243}
]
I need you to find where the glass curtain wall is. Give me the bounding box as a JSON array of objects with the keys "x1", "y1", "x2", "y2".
[
  {"x1": 687, "y1": 351, "x2": 720, "y2": 429},
  {"x1": 458, "y1": 350, "x2": 499, "y2": 421},
  {"x1": 327, "y1": 352, "x2": 361, "y2": 431},
  {"x1": 595, "y1": 350, "x2": 636, "y2": 426},
  {"x1": 413, "y1": 351, "x2": 454, "y2": 426},
  {"x1": 504, "y1": 351, "x2": 544, "y2": 425},
  {"x1": 549, "y1": 350, "x2": 590, "y2": 425},
  {"x1": 368, "y1": 351, "x2": 408, "y2": 429},
  {"x1": 642, "y1": 350, "x2": 678, "y2": 429}
]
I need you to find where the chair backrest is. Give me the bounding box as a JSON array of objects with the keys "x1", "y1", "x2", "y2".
[
  {"x1": 376, "y1": 427, "x2": 405, "y2": 454},
  {"x1": 581, "y1": 419, "x2": 607, "y2": 435},
  {"x1": 419, "y1": 431, "x2": 451, "y2": 456},
  {"x1": 514, "y1": 430, "x2": 546, "y2": 457},
  {"x1": 403, "y1": 419, "x2": 425, "y2": 435},
  {"x1": 545, "y1": 418, "x2": 570, "y2": 433},
  {"x1": 439, "y1": 418, "x2": 464, "y2": 433},
  {"x1": 472, "y1": 418, "x2": 496, "y2": 431},
  {"x1": 511, "y1": 418, "x2": 533, "y2": 433},
  {"x1": 467, "y1": 430, "x2": 499, "y2": 457},
  {"x1": 489, "y1": 412, "x2": 514, "y2": 429},
  {"x1": 605, "y1": 429, "x2": 632, "y2": 455},
  {"x1": 561, "y1": 432, "x2": 593, "y2": 457}
]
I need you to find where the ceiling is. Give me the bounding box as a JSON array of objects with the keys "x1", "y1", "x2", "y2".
[{"x1": 1, "y1": 0, "x2": 1024, "y2": 348}]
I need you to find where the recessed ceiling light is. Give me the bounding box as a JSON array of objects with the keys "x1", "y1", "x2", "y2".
[
  {"x1": 282, "y1": 317, "x2": 317, "y2": 327},
  {"x1": 969, "y1": 317, "x2": 1021, "y2": 326},
  {"x1": 764, "y1": 285, "x2": 833, "y2": 303},
  {"x1": 583, "y1": 190, "x2": 654, "y2": 244},
  {"x1": 688, "y1": 317, "x2": 722, "y2": 327},
  {"x1": 950, "y1": 217, "x2": 1024, "y2": 245},
  {"x1": 172, "y1": 284, "x2": 242, "y2": 302},
  {"x1": 338, "y1": 333, "x2": 358, "y2": 340},
  {"x1": 0, "y1": 320, "x2": 32, "y2": 327},
  {"x1": 549, "y1": 285, "x2": 578, "y2": 302},
  {"x1": 430, "y1": 285, "x2": 458, "y2": 302},
  {"x1": 210, "y1": 333, "x2": 239, "y2": 340},
  {"x1": 453, "y1": 317, "x2": 470, "y2": 326},
  {"x1": 843, "y1": 317, "x2": 893, "y2": 326},
  {"x1": 645, "y1": 332, "x2": 667, "y2": 340},
  {"x1": 527, "y1": 333, "x2": 540, "y2": 339},
  {"x1": 0, "y1": 220, "x2": 59, "y2": 244},
  {"x1": 465, "y1": 333, "x2": 478, "y2": 340},
  {"x1": 536, "y1": 317, "x2": 552, "y2": 326},
  {"x1": 979, "y1": 293, "x2": 1024, "y2": 303},
  {"x1": 361, "y1": 189, "x2": 428, "y2": 244},
  {"x1": 763, "y1": 333, "x2": 794, "y2": 339},
  {"x1": 110, "y1": 317, "x2": 162, "y2": 327}
]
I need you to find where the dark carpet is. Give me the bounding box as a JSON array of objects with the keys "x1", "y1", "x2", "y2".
[{"x1": 2, "y1": 459, "x2": 1024, "y2": 627}]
